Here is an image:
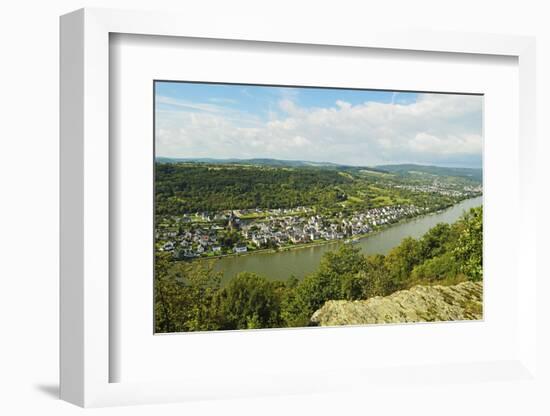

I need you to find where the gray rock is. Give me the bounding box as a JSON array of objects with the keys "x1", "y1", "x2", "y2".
[{"x1": 310, "y1": 281, "x2": 483, "y2": 326}]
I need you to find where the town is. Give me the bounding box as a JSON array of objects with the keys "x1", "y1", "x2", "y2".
[
  {"x1": 156, "y1": 204, "x2": 427, "y2": 260},
  {"x1": 391, "y1": 181, "x2": 483, "y2": 198},
  {"x1": 155, "y1": 161, "x2": 483, "y2": 261}
]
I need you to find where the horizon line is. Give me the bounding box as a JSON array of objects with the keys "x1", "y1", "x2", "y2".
[{"x1": 154, "y1": 156, "x2": 482, "y2": 170}]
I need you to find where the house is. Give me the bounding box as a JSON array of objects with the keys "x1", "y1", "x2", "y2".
[
  {"x1": 290, "y1": 233, "x2": 302, "y2": 244},
  {"x1": 183, "y1": 249, "x2": 196, "y2": 258},
  {"x1": 252, "y1": 235, "x2": 267, "y2": 246},
  {"x1": 275, "y1": 234, "x2": 289, "y2": 244},
  {"x1": 233, "y1": 245, "x2": 247, "y2": 253},
  {"x1": 310, "y1": 231, "x2": 321, "y2": 241}
]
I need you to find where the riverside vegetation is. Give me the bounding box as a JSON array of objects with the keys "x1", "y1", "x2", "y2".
[{"x1": 155, "y1": 201, "x2": 483, "y2": 332}]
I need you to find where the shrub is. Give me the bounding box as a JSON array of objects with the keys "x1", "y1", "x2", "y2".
[{"x1": 218, "y1": 272, "x2": 283, "y2": 329}]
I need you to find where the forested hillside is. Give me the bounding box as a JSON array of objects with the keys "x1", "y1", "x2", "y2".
[
  {"x1": 155, "y1": 163, "x2": 351, "y2": 214},
  {"x1": 155, "y1": 162, "x2": 482, "y2": 215}
]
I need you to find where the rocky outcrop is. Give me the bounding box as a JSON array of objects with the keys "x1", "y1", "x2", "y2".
[{"x1": 310, "y1": 281, "x2": 482, "y2": 326}]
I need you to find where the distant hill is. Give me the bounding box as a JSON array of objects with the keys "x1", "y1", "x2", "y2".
[
  {"x1": 374, "y1": 164, "x2": 482, "y2": 181},
  {"x1": 157, "y1": 157, "x2": 395, "y2": 175},
  {"x1": 156, "y1": 156, "x2": 338, "y2": 167},
  {"x1": 155, "y1": 157, "x2": 480, "y2": 180}
]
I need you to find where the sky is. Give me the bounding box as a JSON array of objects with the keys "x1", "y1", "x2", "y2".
[{"x1": 155, "y1": 81, "x2": 483, "y2": 168}]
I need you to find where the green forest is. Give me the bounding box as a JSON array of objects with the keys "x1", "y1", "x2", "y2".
[
  {"x1": 155, "y1": 162, "x2": 481, "y2": 216},
  {"x1": 156, "y1": 163, "x2": 350, "y2": 214},
  {"x1": 155, "y1": 206, "x2": 482, "y2": 332}
]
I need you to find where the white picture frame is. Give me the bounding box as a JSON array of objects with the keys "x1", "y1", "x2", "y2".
[{"x1": 60, "y1": 7, "x2": 538, "y2": 408}]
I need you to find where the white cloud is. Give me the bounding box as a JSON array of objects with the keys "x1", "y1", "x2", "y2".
[
  {"x1": 155, "y1": 93, "x2": 483, "y2": 167},
  {"x1": 335, "y1": 100, "x2": 351, "y2": 110},
  {"x1": 278, "y1": 98, "x2": 302, "y2": 115}
]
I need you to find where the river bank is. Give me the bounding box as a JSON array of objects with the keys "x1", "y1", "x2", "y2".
[
  {"x1": 186, "y1": 196, "x2": 481, "y2": 264},
  {"x1": 205, "y1": 196, "x2": 482, "y2": 283}
]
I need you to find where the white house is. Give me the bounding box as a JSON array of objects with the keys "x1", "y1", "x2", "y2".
[{"x1": 233, "y1": 245, "x2": 247, "y2": 253}]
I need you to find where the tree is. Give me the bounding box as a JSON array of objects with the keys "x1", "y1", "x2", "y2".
[
  {"x1": 419, "y1": 222, "x2": 452, "y2": 259},
  {"x1": 154, "y1": 253, "x2": 222, "y2": 333},
  {"x1": 281, "y1": 273, "x2": 325, "y2": 327},
  {"x1": 282, "y1": 245, "x2": 368, "y2": 326},
  {"x1": 453, "y1": 207, "x2": 483, "y2": 281},
  {"x1": 340, "y1": 253, "x2": 393, "y2": 300},
  {"x1": 363, "y1": 254, "x2": 393, "y2": 297},
  {"x1": 410, "y1": 251, "x2": 461, "y2": 284},
  {"x1": 218, "y1": 272, "x2": 283, "y2": 329},
  {"x1": 385, "y1": 237, "x2": 422, "y2": 291},
  {"x1": 220, "y1": 229, "x2": 243, "y2": 248},
  {"x1": 154, "y1": 252, "x2": 179, "y2": 333}
]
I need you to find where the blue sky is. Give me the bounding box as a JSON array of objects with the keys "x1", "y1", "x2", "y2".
[
  {"x1": 155, "y1": 82, "x2": 419, "y2": 123},
  {"x1": 155, "y1": 81, "x2": 482, "y2": 168}
]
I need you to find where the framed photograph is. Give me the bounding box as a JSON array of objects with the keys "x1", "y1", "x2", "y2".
[
  {"x1": 60, "y1": 8, "x2": 538, "y2": 408},
  {"x1": 152, "y1": 80, "x2": 484, "y2": 334}
]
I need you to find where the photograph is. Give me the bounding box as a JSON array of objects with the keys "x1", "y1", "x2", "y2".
[{"x1": 153, "y1": 81, "x2": 483, "y2": 333}]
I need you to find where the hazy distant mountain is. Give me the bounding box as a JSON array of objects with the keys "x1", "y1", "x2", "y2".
[
  {"x1": 155, "y1": 157, "x2": 481, "y2": 180},
  {"x1": 155, "y1": 157, "x2": 343, "y2": 168}
]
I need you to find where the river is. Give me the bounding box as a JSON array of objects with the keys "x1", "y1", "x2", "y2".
[{"x1": 212, "y1": 196, "x2": 483, "y2": 283}]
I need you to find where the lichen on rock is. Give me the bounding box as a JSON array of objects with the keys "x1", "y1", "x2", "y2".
[{"x1": 310, "y1": 281, "x2": 483, "y2": 327}]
